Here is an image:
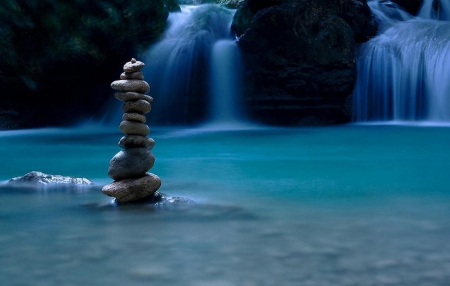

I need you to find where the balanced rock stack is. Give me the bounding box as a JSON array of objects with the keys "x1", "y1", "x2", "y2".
[{"x1": 102, "y1": 58, "x2": 161, "y2": 203}]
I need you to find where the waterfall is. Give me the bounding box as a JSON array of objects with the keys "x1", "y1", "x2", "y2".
[
  {"x1": 353, "y1": 0, "x2": 450, "y2": 123},
  {"x1": 99, "y1": 4, "x2": 242, "y2": 127},
  {"x1": 209, "y1": 40, "x2": 244, "y2": 126},
  {"x1": 419, "y1": 0, "x2": 450, "y2": 21}
]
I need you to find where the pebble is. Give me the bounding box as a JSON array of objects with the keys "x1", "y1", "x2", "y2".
[
  {"x1": 120, "y1": 72, "x2": 144, "y2": 80},
  {"x1": 122, "y1": 99, "x2": 151, "y2": 114},
  {"x1": 118, "y1": 136, "x2": 155, "y2": 149},
  {"x1": 111, "y1": 80, "x2": 150, "y2": 94},
  {"x1": 123, "y1": 58, "x2": 145, "y2": 73},
  {"x1": 102, "y1": 173, "x2": 161, "y2": 203},
  {"x1": 119, "y1": 120, "x2": 150, "y2": 136},
  {"x1": 122, "y1": 112, "x2": 146, "y2": 123},
  {"x1": 115, "y1": 92, "x2": 153, "y2": 103},
  {"x1": 108, "y1": 148, "x2": 155, "y2": 180}
]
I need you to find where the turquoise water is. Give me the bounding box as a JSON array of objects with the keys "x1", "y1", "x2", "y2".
[{"x1": 1, "y1": 125, "x2": 450, "y2": 285}]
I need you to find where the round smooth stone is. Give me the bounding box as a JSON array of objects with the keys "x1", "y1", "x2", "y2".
[
  {"x1": 102, "y1": 173, "x2": 161, "y2": 203},
  {"x1": 122, "y1": 113, "x2": 146, "y2": 123},
  {"x1": 115, "y1": 92, "x2": 153, "y2": 103},
  {"x1": 111, "y1": 80, "x2": 150, "y2": 94},
  {"x1": 108, "y1": 148, "x2": 155, "y2": 180},
  {"x1": 122, "y1": 100, "x2": 151, "y2": 114},
  {"x1": 120, "y1": 72, "x2": 144, "y2": 80},
  {"x1": 118, "y1": 136, "x2": 155, "y2": 149},
  {"x1": 119, "y1": 121, "x2": 149, "y2": 136},
  {"x1": 123, "y1": 59, "x2": 145, "y2": 73}
]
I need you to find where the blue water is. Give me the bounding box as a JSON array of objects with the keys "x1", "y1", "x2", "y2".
[{"x1": 1, "y1": 125, "x2": 450, "y2": 285}]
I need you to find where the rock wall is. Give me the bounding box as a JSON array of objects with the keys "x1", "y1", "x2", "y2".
[
  {"x1": 0, "y1": 0, "x2": 168, "y2": 130},
  {"x1": 232, "y1": 0, "x2": 378, "y2": 125}
]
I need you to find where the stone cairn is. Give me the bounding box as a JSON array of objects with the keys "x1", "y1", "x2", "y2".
[{"x1": 102, "y1": 58, "x2": 161, "y2": 203}]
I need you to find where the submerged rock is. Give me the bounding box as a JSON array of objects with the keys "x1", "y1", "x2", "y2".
[{"x1": 8, "y1": 171, "x2": 94, "y2": 186}]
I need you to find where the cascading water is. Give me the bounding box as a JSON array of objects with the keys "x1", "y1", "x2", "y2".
[
  {"x1": 208, "y1": 40, "x2": 244, "y2": 126},
  {"x1": 122, "y1": 4, "x2": 242, "y2": 127},
  {"x1": 353, "y1": 0, "x2": 450, "y2": 123},
  {"x1": 419, "y1": 0, "x2": 450, "y2": 20}
]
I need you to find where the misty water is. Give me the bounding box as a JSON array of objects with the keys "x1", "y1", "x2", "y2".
[{"x1": 1, "y1": 125, "x2": 450, "y2": 285}]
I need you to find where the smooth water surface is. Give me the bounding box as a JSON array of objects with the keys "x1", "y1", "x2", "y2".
[{"x1": 1, "y1": 125, "x2": 450, "y2": 285}]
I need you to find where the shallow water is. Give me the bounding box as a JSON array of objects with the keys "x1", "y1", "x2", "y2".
[{"x1": 1, "y1": 125, "x2": 450, "y2": 285}]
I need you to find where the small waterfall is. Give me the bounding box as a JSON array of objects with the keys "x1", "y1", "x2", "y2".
[
  {"x1": 353, "y1": 0, "x2": 450, "y2": 123},
  {"x1": 209, "y1": 40, "x2": 244, "y2": 126},
  {"x1": 99, "y1": 5, "x2": 241, "y2": 127},
  {"x1": 419, "y1": 0, "x2": 450, "y2": 21},
  {"x1": 99, "y1": 4, "x2": 239, "y2": 127}
]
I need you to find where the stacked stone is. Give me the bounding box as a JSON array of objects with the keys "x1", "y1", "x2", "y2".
[{"x1": 102, "y1": 58, "x2": 161, "y2": 203}]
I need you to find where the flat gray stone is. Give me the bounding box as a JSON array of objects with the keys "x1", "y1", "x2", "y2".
[
  {"x1": 122, "y1": 100, "x2": 151, "y2": 114},
  {"x1": 123, "y1": 59, "x2": 145, "y2": 73},
  {"x1": 108, "y1": 148, "x2": 155, "y2": 180},
  {"x1": 102, "y1": 173, "x2": 161, "y2": 203},
  {"x1": 118, "y1": 136, "x2": 155, "y2": 149},
  {"x1": 8, "y1": 171, "x2": 94, "y2": 186},
  {"x1": 119, "y1": 121, "x2": 149, "y2": 136},
  {"x1": 115, "y1": 92, "x2": 153, "y2": 103},
  {"x1": 111, "y1": 80, "x2": 150, "y2": 94},
  {"x1": 120, "y1": 72, "x2": 144, "y2": 80},
  {"x1": 122, "y1": 113, "x2": 146, "y2": 123}
]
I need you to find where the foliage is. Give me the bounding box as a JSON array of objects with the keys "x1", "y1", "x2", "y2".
[{"x1": 0, "y1": 0, "x2": 168, "y2": 78}]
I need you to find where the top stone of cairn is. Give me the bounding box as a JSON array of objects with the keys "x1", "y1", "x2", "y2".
[{"x1": 123, "y1": 58, "x2": 145, "y2": 73}]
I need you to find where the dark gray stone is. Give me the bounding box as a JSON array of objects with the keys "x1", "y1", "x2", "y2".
[
  {"x1": 111, "y1": 80, "x2": 150, "y2": 94},
  {"x1": 122, "y1": 113, "x2": 146, "y2": 123},
  {"x1": 123, "y1": 59, "x2": 145, "y2": 73},
  {"x1": 108, "y1": 148, "x2": 155, "y2": 180},
  {"x1": 115, "y1": 92, "x2": 153, "y2": 103},
  {"x1": 120, "y1": 72, "x2": 144, "y2": 80},
  {"x1": 119, "y1": 120, "x2": 150, "y2": 136},
  {"x1": 102, "y1": 173, "x2": 161, "y2": 203},
  {"x1": 118, "y1": 136, "x2": 155, "y2": 149},
  {"x1": 122, "y1": 99, "x2": 151, "y2": 114}
]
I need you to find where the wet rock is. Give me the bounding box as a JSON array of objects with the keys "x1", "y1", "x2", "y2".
[
  {"x1": 8, "y1": 171, "x2": 94, "y2": 186},
  {"x1": 111, "y1": 80, "x2": 150, "y2": 94},
  {"x1": 232, "y1": 0, "x2": 378, "y2": 125},
  {"x1": 123, "y1": 58, "x2": 145, "y2": 73},
  {"x1": 120, "y1": 72, "x2": 144, "y2": 80},
  {"x1": 108, "y1": 148, "x2": 155, "y2": 180},
  {"x1": 102, "y1": 173, "x2": 161, "y2": 203},
  {"x1": 115, "y1": 92, "x2": 153, "y2": 103},
  {"x1": 119, "y1": 120, "x2": 150, "y2": 136},
  {"x1": 122, "y1": 99, "x2": 151, "y2": 114},
  {"x1": 118, "y1": 136, "x2": 155, "y2": 149},
  {"x1": 122, "y1": 112, "x2": 146, "y2": 123},
  {"x1": 164, "y1": 0, "x2": 182, "y2": 12}
]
